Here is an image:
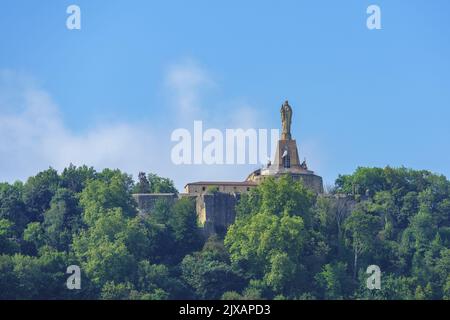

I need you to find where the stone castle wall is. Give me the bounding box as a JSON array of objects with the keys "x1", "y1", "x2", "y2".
[
  {"x1": 196, "y1": 192, "x2": 240, "y2": 237},
  {"x1": 249, "y1": 172, "x2": 324, "y2": 194},
  {"x1": 293, "y1": 173, "x2": 324, "y2": 194},
  {"x1": 132, "y1": 193, "x2": 178, "y2": 215},
  {"x1": 133, "y1": 192, "x2": 355, "y2": 238},
  {"x1": 132, "y1": 192, "x2": 239, "y2": 237}
]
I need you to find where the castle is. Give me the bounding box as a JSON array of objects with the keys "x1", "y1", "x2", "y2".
[{"x1": 133, "y1": 101, "x2": 323, "y2": 236}]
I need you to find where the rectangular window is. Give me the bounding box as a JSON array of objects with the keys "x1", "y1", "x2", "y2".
[{"x1": 283, "y1": 155, "x2": 291, "y2": 168}]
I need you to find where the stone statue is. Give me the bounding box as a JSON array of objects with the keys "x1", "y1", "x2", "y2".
[
  {"x1": 280, "y1": 100, "x2": 292, "y2": 140},
  {"x1": 300, "y1": 158, "x2": 308, "y2": 170}
]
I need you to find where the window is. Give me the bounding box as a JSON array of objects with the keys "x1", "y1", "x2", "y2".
[{"x1": 283, "y1": 154, "x2": 291, "y2": 168}]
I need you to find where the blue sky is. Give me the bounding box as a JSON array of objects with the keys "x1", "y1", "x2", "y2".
[{"x1": 1, "y1": 0, "x2": 450, "y2": 190}]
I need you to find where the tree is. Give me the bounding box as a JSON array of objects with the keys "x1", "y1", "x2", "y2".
[
  {"x1": 0, "y1": 249, "x2": 72, "y2": 299},
  {"x1": 61, "y1": 164, "x2": 96, "y2": 193},
  {"x1": 79, "y1": 169, "x2": 137, "y2": 225},
  {"x1": 343, "y1": 207, "x2": 380, "y2": 279},
  {"x1": 1, "y1": 164, "x2": 450, "y2": 300},
  {"x1": 263, "y1": 252, "x2": 297, "y2": 293},
  {"x1": 168, "y1": 197, "x2": 202, "y2": 260},
  {"x1": 72, "y1": 208, "x2": 138, "y2": 288},
  {"x1": 42, "y1": 188, "x2": 83, "y2": 250},
  {"x1": 101, "y1": 281, "x2": 138, "y2": 300},
  {"x1": 235, "y1": 188, "x2": 261, "y2": 218},
  {"x1": 137, "y1": 260, "x2": 188, "y2": 299},
  {"x1": 181, "y1": 251, "x2": 245, "y2": 299},
  {"x1": 315, "y1": 195, "x2": 352, "y2": 250},
  {"x1": 258, "y1": 175, "x2": 315, "y2": 224},
  {"x1": 0, "y1": 182, "x2": 28, "y2": 235},
  {"x1": 150, "y1": 198, "x2": 172, "y2": 224},
  {"x1": 22, "y1": 168, "x2": 60, "y2": 222},
  {"x1": 315, "y1": 262, "x2": 352, "y2": 299},
  {"x1": 0, "y1": 219, "x2": 19, "y2": 254},
  {"x1": 355, "y1": 273, "x2": 417, "y2": 300},
  {"x1": 336, "y1": 167, "x2": 386, "y2": 197},
  {"x1": 443, "y1": 275, "x2": 450, "y2": 300},
  {"x1": 134, "y1": 172, "x2": 151, "y2": 194},
  {"x1": 225, "y1": 212, "x2": 306, "y2": 297},
  {"x1": 225, "y1": 176, "x2": 319, "y2": 298},
  {"x1": 146, "y1": 173, "x2": 178, "y2": 194},
  {"x1": 23, "y1": 222, "x2": 46, "y2": 254},
  {"x1": 72, "y1": 231, "x2": 137, "y2": 288}
]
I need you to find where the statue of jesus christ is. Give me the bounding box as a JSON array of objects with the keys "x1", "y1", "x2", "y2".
[{"x1": 280, "y1": 100, "x2": 292, "y2": 140}]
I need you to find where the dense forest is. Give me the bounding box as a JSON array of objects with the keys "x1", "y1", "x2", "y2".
[{"x1": 0, "y1": 165, "x2": 449, "y2": 299}]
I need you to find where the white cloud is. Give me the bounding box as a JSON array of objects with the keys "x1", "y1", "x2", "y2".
[
  {"x1": 0, "y1": 62, "x2": 267, "y2": 190},
  {"x1": 0, "y1": 71, "x2": 159, "y2": 183},
  {"x1": 162, "y1": 61, "x2": 268, "y2": 188},
  {"x1": 165, "y1": 59, "x2": 215, "y2": 117},
  {"x1": 227, "y1": 102, "x2": 261, "y2": 129}
]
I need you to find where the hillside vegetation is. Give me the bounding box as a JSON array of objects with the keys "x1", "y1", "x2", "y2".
[{"x1": 0, "y1": 165, "x2": 449, "y2": 299}]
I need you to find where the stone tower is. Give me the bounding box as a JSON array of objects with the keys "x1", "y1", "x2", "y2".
[
  {"x1": 246, "y1": 100, "x2": 324, "y2": 193},
  {"x1": 272, "y1": 101, "x2": 301, "y2": 171}
]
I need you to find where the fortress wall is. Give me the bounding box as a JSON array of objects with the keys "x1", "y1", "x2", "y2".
[
  {"x1": 196, "y1": 192, "x2": 240, "y2": 237},
  {"x1": 292, "y1": 174, "x2": 324, "y2": 194},
  {"x1": 250, "y1": 173, "x2": 324, "y2": 194},
  {"x1": 132, "y1": 193, "x2": 177, "y2": 215},
  {"x1": 134, "y1": 192, "x2": 355, "y2": 238}
]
